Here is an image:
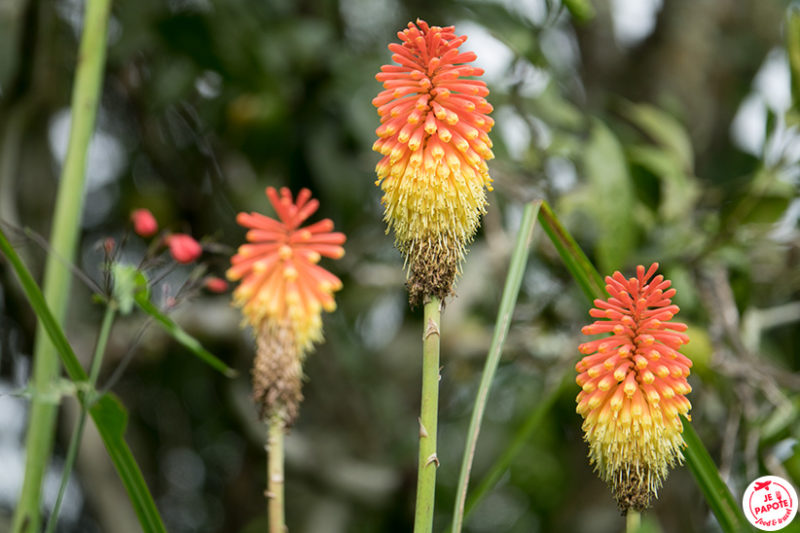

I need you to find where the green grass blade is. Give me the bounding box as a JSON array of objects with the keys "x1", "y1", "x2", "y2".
[
  {"x1": 0, "y1": 228, "x2": 167, "y2": 533},
  {"x1": 0, "y1": 228, "x2": 88, "y2": 382},
  {"x1": 134, "y1": 291, "x2": 237, "y2": 377},
  {"x1": 537, "y1": 200, "x2": 605, "y2": 301},
  {"x1": 463, "y1": 375, "x2": 569, "y2": 521},
  {"x1": 451, "y1": 200, "x2": 541, "y2": 533},
  {"x1": 90, "y1": 395, "x2": 167, "y2": 533},
  {"x1": 12, "y1": 1, "x2": 113, "y2": 529},
  {"x1": 787, "y1": 8, "x2": 800, "y2": 114},
  {"x1": 682, "y1": 417, "x2": 753, "y2": 532}
]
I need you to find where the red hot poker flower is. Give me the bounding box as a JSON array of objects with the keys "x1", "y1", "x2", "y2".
[
  {"x1": 373, "y1": 19, "x2": 494, "y2": 303},
  {"x1": 576, "y1": 263, "x2": 692, "y2": 511},
  {"x1": 227, "y1": 187, "x2": 345, "y2": 351}
]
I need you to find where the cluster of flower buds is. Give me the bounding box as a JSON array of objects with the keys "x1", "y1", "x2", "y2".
[{"x1": 130, "y1": 207, "x2": 226, "y2": 292}]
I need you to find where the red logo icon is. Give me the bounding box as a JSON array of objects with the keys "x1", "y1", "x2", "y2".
[{"x1": 742, "y1": 475, "x2": 797, "y2": 531}]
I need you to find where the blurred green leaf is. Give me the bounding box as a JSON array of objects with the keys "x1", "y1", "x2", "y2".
[
  {"x1": 0, "y1": 228, "x2": 89, "y2": 382},
  {"x1": 532, "y1": 83, "x2": 585, "y2": 131},
  {"x1": 583, "y1": 119, "x2": 635, "y2": 273},
  {"x1": 133, "y1": 290, "x2": 237, "y2": 377},
  {"x1": 90, "y1": 394, "x2": 167, "y2": 533},
  {"x1": 112, "y1": 264, "x2": 148, "y2": 315},
  {"x1": 628, "y1": 145, "x2": 700, "y2": 220},
  {"x1": 462, "y1": 376, "x2": 569, "y2": 524},
  {"x1": 785, "y1": 444, "x2": 800, "y2": 488},
  {"x1": 538, "y1": 200, "x2": 606, "y2": 301},
  {"x1": 682, "y1": 420, "x2": 754, "y2": 533},
  {"x1": 681, "y1": 325, "x2": 713, "y2": 378},
  {"x1": 759, "y1": 397, "x2": 800, "y2": 443},
  {"x1": 787, "y1": 8, "x2": 800, "y2": 113},
  {"x1": 621, "y1": 102, "x2": 694, "y2": 172},
  {"x1": 722, "y1": 168, "x2": 794, "y2": 229},
  {"x1": 0, "y1": 228, "x2": 167, "y2": 533},
  {"x1": 740, "y1": 195, "x2": 793, "y2": 224},
  {"x1": 458, "y1": 1, "x2": 542, "y2": 64},
  {"x1": 90, "y1": 393, "x2": 128, "y2": 441},
  {"x1": 562, "y1": 0, "x2": 596, "y2": 23}
]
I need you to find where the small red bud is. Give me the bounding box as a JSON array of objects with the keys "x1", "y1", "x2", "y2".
[
  {"x1": 166, "y1": 234, "x2": 202, "y2": 264},
  {"x1": 131, "y1": 208, "x2": 158, "y2": 237},
  {"x1": 204, "y1": 276, "x2": 228, "y2": 293},
  {"x1": 103, "y1": 237, "x2": 115, "y2": 255}
]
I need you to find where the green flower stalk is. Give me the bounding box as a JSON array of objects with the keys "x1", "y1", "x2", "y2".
[
  {"x1": 372, "y1": 19, "x2": 495, "y2": 533},
  {"x1": 12, "y1": 1, "x2": 112, "y2": 531},
  {"x1": 227, "y1": 187, "x2": 345, "y2": 532}
]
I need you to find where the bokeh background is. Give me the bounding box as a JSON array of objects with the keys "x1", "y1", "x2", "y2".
[{"x1": 1, "y1": 0, "x2": 799, "y2": 532}]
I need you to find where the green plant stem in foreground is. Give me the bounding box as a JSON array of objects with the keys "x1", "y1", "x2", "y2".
[
  {"x1": 413, "y1": 296, "x2": 442, "y2": 533},
  {"x1": 44, "y1": 304, "x2": 116, "y2": 533},
  {"x1": 268, "y1": 416, "x2": 286, "y2": 533},
  {"x1": 12, "y1": 1, "x2": 112, "y2": 532},
  {"x1": 451, "y1": 200, "x2": 541, "y2": 533},
  {"x1": 626, "y1": 510, "x2": 641, "y2": 533}
]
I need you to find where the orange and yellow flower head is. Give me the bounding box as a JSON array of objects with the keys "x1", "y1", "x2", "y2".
[
  {"x1": 373, "y1": 19, "x2": 494, "y2": 304},
  {"x1": 228, "y1": 187, "x2": 345, "y2": 351},
  {"x1": 576, "y1": 263, "x2": 692, "y2": 511},
  {"x1": 227, "y1": 187, "x2": 345, "y2": 422}
]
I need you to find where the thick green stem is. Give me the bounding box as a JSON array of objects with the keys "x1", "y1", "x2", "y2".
[
  {"x1": 451, "y1": 201, "x2": 540, "y2": 533},
  {"x1": 12, "y1": 2, "x2": 112, "y2": 532},
  {"x1": 413, "y1": 296, "x2": 442, "y2": 533},
  {"x1": 626, "y1": 510, "x2": 641, "y2": 533},
  {"x1": 268, "y1": 416, "x2": 286, "y2": 533},
  {"x1": 43, "y1": 303, "x2": 116, "y2": 533}
]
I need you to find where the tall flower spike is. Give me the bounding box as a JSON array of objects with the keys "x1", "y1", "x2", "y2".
[
  {"x1": 227, "y1": 187, "x2": 345, "y2": 421},
  {"x1": 576, "y1": 263, "x2": 692, "y2": 512},
  {"x1": 373, "y1": 19, "x2": 494, "y2": 304}
]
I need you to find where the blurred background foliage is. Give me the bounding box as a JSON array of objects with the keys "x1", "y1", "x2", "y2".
[{"x1": 0, "y1": 0, "x2": 799, "y2": 532}]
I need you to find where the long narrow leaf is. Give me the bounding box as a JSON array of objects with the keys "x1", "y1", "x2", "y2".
[
  {"x1": 0, "y1": 228, "x2": 88, "y2": 382},
  {"x1": 134, "y1": 291, "x2": 237, "y2": 377},
  {"x1": 463, "y1": 375, "x2": 569, "y2": 520},
  {"x1": 537, "y1": 201, "x2": 605, "y2": 301},
  {"x1": 0, "y1": 228, "x2": 167, "y2": 533},
  {"x1": 682, "y1": 417, "x2": 752, "y2": 533},
  {"x1": 91, "y1": 395, "x2": 167, "y2": 533},
  {"x1": 451, "y1": 200, "x2": 541, "y2": 533}
]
